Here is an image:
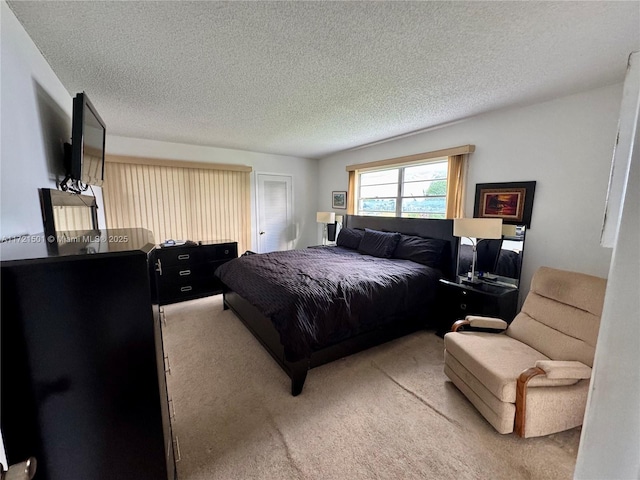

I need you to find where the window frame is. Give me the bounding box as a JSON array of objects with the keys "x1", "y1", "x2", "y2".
[{"x1": 355, "y1": 157, "x2": 448, "y2": 218}]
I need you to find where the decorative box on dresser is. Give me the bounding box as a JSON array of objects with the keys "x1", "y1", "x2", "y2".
[
  {"x1": 151, "y1": 240, "x2": 237, "y2": 305},
  {"x1": 0, "y1": 229, "x2": 176, "y2": 480},
  {"x1": 437, "y1": 277, "x2": 519, "y2": 336}
]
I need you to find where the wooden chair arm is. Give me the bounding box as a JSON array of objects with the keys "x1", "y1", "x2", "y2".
[
  {"x1": 514, "y1": 366, "x2": 546, "y2": 437},
  {"x1": 451, "y1": 319, "x2": 470, "y2": 332}
]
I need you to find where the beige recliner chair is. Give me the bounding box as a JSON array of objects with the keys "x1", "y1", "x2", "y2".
[{"x1": 443, "y1": 266, "x2": 607, "y2": 437}]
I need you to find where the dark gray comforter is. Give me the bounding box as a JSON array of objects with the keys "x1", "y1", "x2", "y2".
[{"x1": 214, "y1": 246, "x2": 441, "y2": 358}]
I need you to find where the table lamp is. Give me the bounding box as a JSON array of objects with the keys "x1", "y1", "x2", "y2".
[
  {"x1": 453, "y1": 218, "x2": 503, "y2": 282},
  {"x1": 317, "y1": 211, "x2": 336, "y2": 245}
]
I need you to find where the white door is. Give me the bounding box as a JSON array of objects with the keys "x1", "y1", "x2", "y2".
[{"x1": 256, "y1": 174, "x2": 293, "y2": 253}]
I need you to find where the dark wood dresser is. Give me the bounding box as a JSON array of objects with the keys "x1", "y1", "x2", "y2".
[
  {"x1": 151, "y1": 240, "x2": 237, "y2": 305},
  {"x1": 0, "y1": 229, "x2": 176, "y2": 480}
]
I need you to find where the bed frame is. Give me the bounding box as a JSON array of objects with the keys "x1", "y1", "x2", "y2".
[{"x1": 222, "y1": 215, "x2": 459, "y2": 396}]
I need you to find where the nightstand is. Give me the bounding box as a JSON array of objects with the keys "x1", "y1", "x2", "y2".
[{"x1": 437, "y1": 277, "x2": 519, "y2": 336}]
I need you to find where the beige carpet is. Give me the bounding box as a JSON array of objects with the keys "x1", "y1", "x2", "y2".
[{"x1": 162, "y1": 295, "x2": 580, "y2": 480}]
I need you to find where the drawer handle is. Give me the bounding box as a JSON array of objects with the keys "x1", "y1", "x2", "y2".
[
  {"x1": 179, "y1": 270, "x2": 191, "y2": 276},
  {"x1": 224, "y1": 249, "x2": 229, "y2": 255},
  {"x1": 180, "y1": 286, "x2": 193, "y2": 292},
  {"x1": 460, "y1": 303, "x2": 467, "y2": 310},
  {"x1": 177, "y1": 254, "x2": 190, "y2": 260}
]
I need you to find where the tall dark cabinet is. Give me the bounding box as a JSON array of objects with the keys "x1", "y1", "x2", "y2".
[{"x1": 1, "y1": 229, "x2": 176, "y2": 480}]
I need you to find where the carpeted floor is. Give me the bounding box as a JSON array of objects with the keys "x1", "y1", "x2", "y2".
[{"x1": 162, "y1": 295, "x2": 580, "y2": 480}]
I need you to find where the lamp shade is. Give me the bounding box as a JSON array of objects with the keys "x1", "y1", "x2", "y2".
[
  {"x1": 316, "y1": 211, "x2": 335, "y2": 224},
  {"x1": 453, "y1": 218, "x2": 503, "y2": 239}
]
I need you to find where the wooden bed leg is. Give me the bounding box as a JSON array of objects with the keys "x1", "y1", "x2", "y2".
[{"x1": 285, "y1": 357, "x2": 310, "y2": 396}]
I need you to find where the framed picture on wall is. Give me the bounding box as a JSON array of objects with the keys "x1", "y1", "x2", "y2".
[
  {"x1": 332, "y1": 191, "x2": 347, "y2": 209},
  {"x1": 474, "y1": 181, "x2": 536, "y2": 228}
]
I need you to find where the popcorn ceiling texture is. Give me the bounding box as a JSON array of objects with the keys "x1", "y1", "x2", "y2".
[{"x1": 7, "y1": 1, "x2": 639, "y2": 158}]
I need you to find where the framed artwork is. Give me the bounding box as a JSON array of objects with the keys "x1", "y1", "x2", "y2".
[
  {"x1": 332, "y1": 191, "x2": 347, "y2": 209},
  {"x1": 474, "y1": 181, "x2": 536, "y2": 228}
]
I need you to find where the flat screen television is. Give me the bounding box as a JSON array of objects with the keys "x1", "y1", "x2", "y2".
[{"x1": 62, "y1": 92, "x2": 106, "y2": 192}]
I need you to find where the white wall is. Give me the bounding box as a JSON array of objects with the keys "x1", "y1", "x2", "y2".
[
  {"x1": 318, "y1": 84, "x2": 622, "y2": 294},
  {"x1": 574, "y1": 60, "x2": 640, "y2": 480},
  {"x1": 0, "y1": 0, "x2": 64, "y2": 236},
  {"x1": 0, "y1": 2, "x2": 106, "y2": 238},
  {"x1": 105, "y1": 136, "x2": 319, "y2": 250}
]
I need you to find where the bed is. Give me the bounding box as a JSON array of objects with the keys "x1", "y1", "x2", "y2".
[{"x1": 215, "y1": 215, "x2": 458, "y2": 395}]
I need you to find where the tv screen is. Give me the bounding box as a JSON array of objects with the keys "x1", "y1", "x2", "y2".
[{"x1": 69, "y1": 92, "x2": 106, "y2": 188}]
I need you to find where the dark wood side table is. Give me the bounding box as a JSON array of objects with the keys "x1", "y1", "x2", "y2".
[
  {"x1": 151, "y1": 240, "x2": 238, "y2": 305},
  {"x1": 437, "y1": 277, "x2": 519, "y2": 336}
]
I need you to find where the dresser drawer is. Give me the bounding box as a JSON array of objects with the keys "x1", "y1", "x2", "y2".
[
  {"x1": 155, "y1": 247, "x2": 200, "y2": 267},
  {"x1": 160, "y1": 263, "x2": 218, "y2": 281},
  {"x1": 449, "y1": 288, "x2": 485, "y2": 314},
  {"x1": 214, "y1": 243, "x2": 237, "y2": 259},
  {"x1": 158, "y1": 281, "x2": 204, "y2": 302},
  {"x1": 158, "y1": 276, "x2": 223, "y2": 303}
]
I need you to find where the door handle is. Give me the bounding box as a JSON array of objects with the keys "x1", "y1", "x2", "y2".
[{"x1": 155, "y1": 259, "x2": 162, "y2": 275}]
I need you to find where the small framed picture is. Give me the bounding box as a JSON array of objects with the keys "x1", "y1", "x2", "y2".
[
  {"x1": 332, "y1": 191, "x2": 347, "y2": 209},
  {"x1": 474, "y1": 181, "x2": 536, "y2": 228}
]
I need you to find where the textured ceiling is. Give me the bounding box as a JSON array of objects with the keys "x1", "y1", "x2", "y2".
[{"x1": 7, "y1": 1, "x2": 640, "y2": 159}]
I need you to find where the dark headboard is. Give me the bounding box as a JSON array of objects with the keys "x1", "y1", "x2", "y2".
[{"x1": 342, "y1": 215, "x2": 459, "y2": 280}]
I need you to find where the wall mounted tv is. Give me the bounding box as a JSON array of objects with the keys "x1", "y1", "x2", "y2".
[{"x1": 62, "y1": 92, "x2": 106, "y2": 193}]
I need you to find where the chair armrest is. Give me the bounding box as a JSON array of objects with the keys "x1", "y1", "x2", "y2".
[
  {"x1": 515, "y1": 361, "x2": 592, "y2": 437},
  {"x1": 450, "y1": 316, "x2": 508, "y2": 332},
  {"x1": 534, "y1": 360, "x2": 592, "y2": 380},
  {"x1": 465, "y1": 315, "x2": 508, "y2": 330}
]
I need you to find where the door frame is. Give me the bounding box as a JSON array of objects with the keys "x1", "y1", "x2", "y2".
[{"x1": 254, "y1": 172, "x2": 294, "y2": 253}]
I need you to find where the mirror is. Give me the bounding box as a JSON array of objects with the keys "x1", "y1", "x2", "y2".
[
  {"x1": 457, "y1": 226, "x2": 526, "y2": 287},
  {"x1": 39, "y1": 188, "x2": 98, "y2": 238}
]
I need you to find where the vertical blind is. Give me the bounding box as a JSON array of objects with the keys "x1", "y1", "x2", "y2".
[
  {"x1": 103, "y1": 156, "x2": 252, "y2": 253},
  {"x1": 53, "y1": 205, "x2": 94, "y2": 231}
]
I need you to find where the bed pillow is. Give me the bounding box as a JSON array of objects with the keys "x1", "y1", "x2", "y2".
[
  {"x1": 393, "y1": 234, "x2": 449, "y2": 268},
  {"x1": 336, "y1": 227, "x2": 365, "y2": 250},
  {"x1": 358, "y1": 228, "x2": 401, "y2": 258}
]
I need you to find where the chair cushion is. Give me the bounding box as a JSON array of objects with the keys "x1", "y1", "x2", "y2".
[
  {"x1": 529, "y1": 266, "x2": 607, "y2": 318},
  {"x1": 444, "y1": 332, "x2": 550, "y2": 403},
  {"x1": 444, "y1": 351, "x2": 516, "y2": 434},
  {"x1": 506, "y1": 267, "x2": 606, "y2": 367}
]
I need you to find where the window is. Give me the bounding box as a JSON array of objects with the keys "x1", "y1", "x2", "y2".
[{"x1": 357, "y1": 159, "x2": 448, "y2": 218}]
